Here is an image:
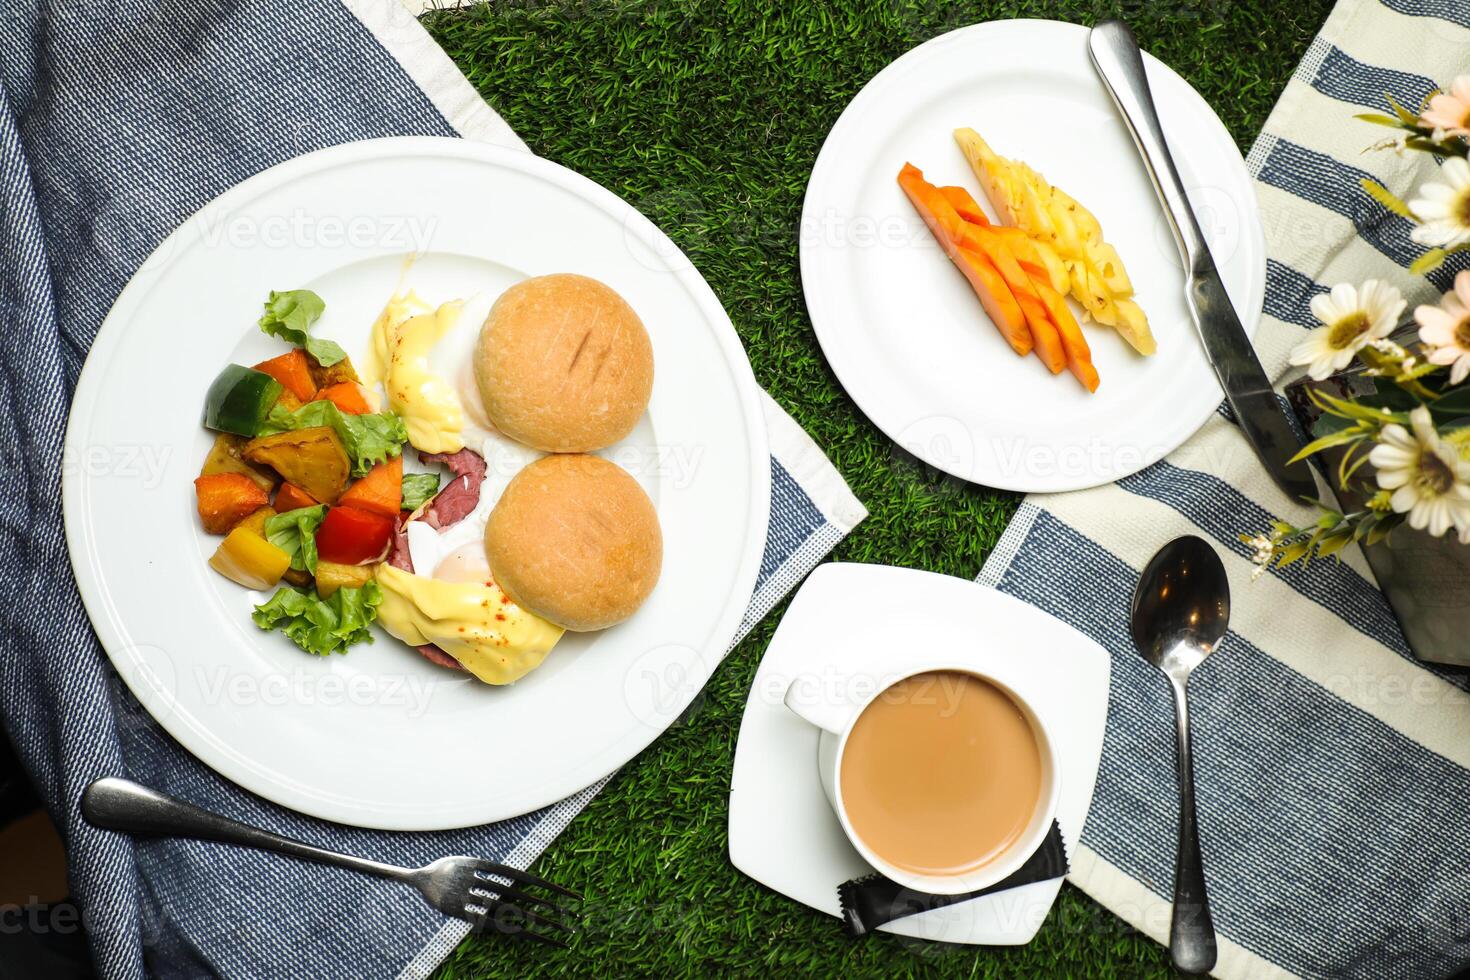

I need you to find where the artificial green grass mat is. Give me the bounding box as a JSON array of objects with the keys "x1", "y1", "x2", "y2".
[{"x1": 422, "y1": 2, "x2": 1332, "y2": 975}]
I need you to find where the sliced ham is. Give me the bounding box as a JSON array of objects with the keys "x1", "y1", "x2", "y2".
[
  {"x1": 418, "y1": 448, "x2": 487, "y2": 530},
  {"x1": 386, "y1": 514, "x2": 414, "y2": 572},
  {"x1": 389, "y1": 448, "x2": 488, "y2": 673},
  {"x1": 416, "y1": 643, "x2": 464, "y2": 670}
]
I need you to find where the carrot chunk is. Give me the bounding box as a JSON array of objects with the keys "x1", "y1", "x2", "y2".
[
  {"x1": 253, "y1": 349, "x2": 317, "y2": 402},
  {"x1": 315, "y1": 382, "x2": 372, "y2": 415},
  {"x1": 194, "y1": 473, "x2": 270, "y2": 534},
  {"x1": 274, "y1": 482, "x2": 318, "y2": 513},
  {"x1": 336, "y1": 455, "x2": 403, "y2": 518}
]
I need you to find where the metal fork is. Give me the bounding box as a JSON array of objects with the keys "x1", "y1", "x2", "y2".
[{"x1": 81, "y1": 777, "x2": 580, "y2": 947}]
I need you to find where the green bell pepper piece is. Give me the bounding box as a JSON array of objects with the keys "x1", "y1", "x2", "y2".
[{"x1": 204, "y1": 364, "x2": 283, "y2": 436}]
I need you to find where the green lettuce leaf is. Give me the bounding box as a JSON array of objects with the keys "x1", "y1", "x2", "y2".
[
  {"x1": 401, "y1": 473, "x2": 441, "y2": 511},
  {"x1": 251, "y1": 582, "x2": 382, "y2": 657},
  {"x1": 258, "y1": 289, "x2": 347, "y2": 367},
  {"x1": 263, "y1": 504, "x2": 327, "y2": 574},
  {"x1": 260, "y1": 400, "x2": 408, "y2": 476}
]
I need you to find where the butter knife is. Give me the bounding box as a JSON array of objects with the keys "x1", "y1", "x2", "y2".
[{"x1": 1088, "y1": 19, "x2": 1315, "y2": 502}]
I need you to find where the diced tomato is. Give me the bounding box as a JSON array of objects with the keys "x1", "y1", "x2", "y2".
[
  {"x1": 315, "y1": 381, "x2": 372, "y2": 415},
  {"x1": 314, "y1": 505, "x2": 395, "y2": 565},
  {"x1": 337, "y1": 456, "x2": 402, "y2": 518},
  {"x1": 274, "y1": 482, "x2": 318, "y2": 513},
  {"x1": 253, "y1": 349, "x2": 317, "y2": 402}
]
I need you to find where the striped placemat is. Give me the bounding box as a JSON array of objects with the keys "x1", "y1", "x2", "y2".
[{"x1": 979, "y1": 2, "x2": 1470, "y2": 977}]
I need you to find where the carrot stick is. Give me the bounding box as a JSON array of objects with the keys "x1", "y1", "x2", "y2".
[
  {"x1": 963, "y1": 230, "x2": 1066, "y2": 374},
  {"x1": 939, "y1": 185, "x2": 990, "y2": 225},
  {"x1": 897, "y1": 164, "x2": 1032, "y2": 357},
  {"x1": 987, "y1": 226, "x2": 1070, "y2": 295},
  {"x1": 1032, "y1": 278, "x2": 1099, "y2": 392},
  {"x1": 936, "y1": 177, "x2": 1097, "y2": 390}
]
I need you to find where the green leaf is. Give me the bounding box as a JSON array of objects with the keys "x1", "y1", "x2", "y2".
[
  {"x1": 1338, "y1": 442, "x2": 1373, "y2": 488},
  {"x1": 1309, "y1": 411, "x2": 1358, "y2": 441},
  {"x1": 1277, "y1": 539, "x2": 1312, "y2": 567},
  {"x1": 1290, "y1": 424, "x2": 1368, "y2": 463},
  {"x1": 1357, "y1": 380, "x2": 1421, "y2": 413},
  {"x1": 1365, "y1": 512, "x2": 1405, "y2": 547},
  {"x1": 1385, "y1": 93, "x2": 1420, "y2": 125},
  {"x1": 1410, "y1": 248, "x2": 1447, "y2": 276},
  {"x1": 260, "y1": 401, "x2": 409, "y2": 476},
  {"x1": 401, "y1": 472, "x2": 441, "y2": 511},
  {"x1": 1430, "y1": 386, "x2": 1470, "y2": 420},
  {"x1": 263, "y1": 505, "x2": 328, "y2": 574},
  {"x1": 258, "y1": 289, "x2": 347, "y2": 367},
  {"x1": 252, "y1": 582, "x2": 382, "y2": 657},
  {"x1": 1316, "y1": 528, "x2": 1354, "y2": 559},
  {"x1": 1310, "y1": 389, "x2": 1408, "y2": 425},
  {"x1": 1360, "y1": 178, "x2": 1415, "y2": 219},
  {"x1": 1354, "y1": 112, "x2": 1405, "y2": 128}
]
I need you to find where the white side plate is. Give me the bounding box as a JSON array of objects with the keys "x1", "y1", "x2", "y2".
[
  {"x1": 800, "y1": 19, "x2": 1264, "y2": 491},
  {"x1": 64, "y1": 137, "x2": 770, "y2": 830},
  {"x1": 729, "y1": 562, "x2": 1110, "y2": 944}
]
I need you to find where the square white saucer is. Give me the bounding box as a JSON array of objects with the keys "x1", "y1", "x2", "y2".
[{"x1": 728, "y1": 562, "x2": 1111, "y2": 944}]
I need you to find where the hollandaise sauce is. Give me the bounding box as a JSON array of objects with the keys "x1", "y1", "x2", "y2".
[
  {"x1": 364, "y1": 293, "x2": 468, "y2": 454},
  {"x1": 374, "y1": 564, "x2": 564, "y2": 685}
]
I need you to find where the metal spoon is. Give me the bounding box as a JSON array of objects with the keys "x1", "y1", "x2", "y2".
[{"x1": 1129, "y1": 535, "x2": 1229, "y2": 974}]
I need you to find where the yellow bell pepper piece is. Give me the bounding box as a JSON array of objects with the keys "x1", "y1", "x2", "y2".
[{"x1": 209, "y1": 528, "x2": 291, "y2": 591}]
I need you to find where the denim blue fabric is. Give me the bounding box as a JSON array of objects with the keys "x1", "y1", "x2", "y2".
[{"x1": 0, "y1": 2, "x2": 857, "y2": 976}]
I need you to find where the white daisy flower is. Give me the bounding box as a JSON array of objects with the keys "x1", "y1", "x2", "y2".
[
  {"x1": 1368, "y1": 406, "x2": 1470, "y2": 539},
  {"x1": 1409, "y1": 157, "x2": 1470, "y2": 249},
  {"x1": 1288, "y1": 280, "x2": 1405, "y2": 380},
  {"x1": 1415, "y1": 269, "x2": 1470, "y2": 384}
]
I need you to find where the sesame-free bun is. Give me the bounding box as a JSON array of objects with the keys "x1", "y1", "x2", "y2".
[
  {"x1": 475, "y1": 274, "x2": 654, "y2": 453},
  {"x1": 485, "y1": 454, "x2": 662, "y2": 632}
]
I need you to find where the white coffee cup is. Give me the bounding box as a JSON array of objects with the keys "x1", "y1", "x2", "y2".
[{"x1": 783, "y1": 662, "x2": 1060, "y2": 895}]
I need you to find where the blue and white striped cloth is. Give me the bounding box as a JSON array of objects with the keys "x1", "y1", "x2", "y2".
[
  {"x1": 978, "y1": 2, "x2": 1470, "y2": 977},
  {"x1": 0, "y1": 2, "x2": 864, "y2": 978}
]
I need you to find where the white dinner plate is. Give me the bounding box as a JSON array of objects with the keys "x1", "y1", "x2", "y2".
[
  {"x1": 729, "y1": 563, "x2": 1110, "y2": 943},
  {"x1": 63, "y1": 137, "x2": 770, "y2": 830},
  {"x1": 800, "y1": 20, "x2": 1264, "y2": 492}
]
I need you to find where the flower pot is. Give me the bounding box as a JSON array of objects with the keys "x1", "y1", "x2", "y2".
[{"x1": 1286, "y1": 366, "x2": 1470, "y2": 667}]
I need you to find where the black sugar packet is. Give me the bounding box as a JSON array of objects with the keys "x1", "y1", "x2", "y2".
[{"x1": 837, "y1": 821, "x2": 1068, "y2": 937}]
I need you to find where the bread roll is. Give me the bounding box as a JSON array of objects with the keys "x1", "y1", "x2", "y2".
[
  {"x1": 485, "y1": 454, "x2": 662, "y2": 631},
  {"x1": 475, "y1": 274, "x2": 653, "y2": 453}
]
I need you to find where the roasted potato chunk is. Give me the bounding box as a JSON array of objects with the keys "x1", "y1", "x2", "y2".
[
  {"x1": 243, "y1": 426, "x2": 351, "y2": 503},
  {"x1": 307, "y1": 352, "x2": 360, "y2": 388},
  {"x1": 201, "y1": 433, "x2": 278, "y2": 493},
  {"x1": 315, "y1": 561, "x2": 376, "y2": 598}
]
